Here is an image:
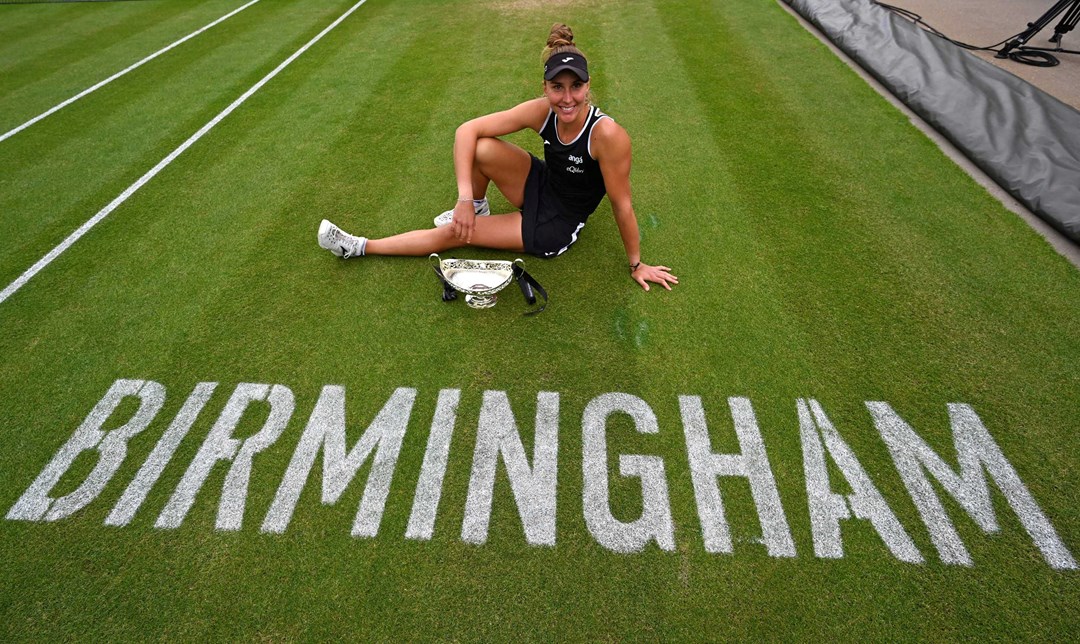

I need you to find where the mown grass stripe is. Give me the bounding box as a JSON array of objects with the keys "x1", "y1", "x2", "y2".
[
  {"x1": 0, "y1": 0, "x2": 359, "y2": 285},
  {"x1": 0, "y1": 0, "x2": 370, "y2": 307},
  {"x1": 0, "y1": 1, "x2": 85, "y2": 48},
  {"x1": 0, "y1": 0, "x2": 262, "y2": 144},
  {"x1": 0, "y1": 2, "x2": 209, "y2": 117}
]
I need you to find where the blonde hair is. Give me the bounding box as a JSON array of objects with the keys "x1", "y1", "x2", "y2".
[
  {"x1": 542, "y1": 23, "x2": 585, "y2": 62},
  {"x1": 541, "y1": 23, "x2": 593, "y2": 103}
]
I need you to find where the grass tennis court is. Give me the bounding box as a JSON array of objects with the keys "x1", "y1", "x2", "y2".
[{"x1": 1, "y1": 0, "x2": 1077, "y2": 639}]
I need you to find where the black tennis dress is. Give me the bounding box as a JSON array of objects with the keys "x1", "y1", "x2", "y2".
[{"x1": 521, "y1": 105, "x2": 612, "y2": 257}]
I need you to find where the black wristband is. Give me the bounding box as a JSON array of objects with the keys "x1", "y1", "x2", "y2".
[{"x1": 630, "y1": 262, "x2": 641, "y2": 273}]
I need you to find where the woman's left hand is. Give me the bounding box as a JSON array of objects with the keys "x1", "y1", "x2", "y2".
[
  {"x1": 632, "y1": 263, "x2": 678, "y2": 291},
  {"x1": 450, "y1": 200, "x2": 476, "y2": 244}
]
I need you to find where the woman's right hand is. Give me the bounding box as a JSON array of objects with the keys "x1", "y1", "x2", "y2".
[{"x1": 450, "y1": 200, "x2": 476, "y2": 244}]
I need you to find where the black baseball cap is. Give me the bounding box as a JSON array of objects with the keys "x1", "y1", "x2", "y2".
[{"x1": 544, "y1": 52, "x2": 589, "y2": 82}]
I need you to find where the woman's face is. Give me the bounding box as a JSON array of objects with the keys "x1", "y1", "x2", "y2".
[{"x1": 544, "y1": 70, "x2": 590, "y2": 125}]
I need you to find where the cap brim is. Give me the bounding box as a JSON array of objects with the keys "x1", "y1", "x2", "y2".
[{"x1": 544, "y1": 64, "x2": 589, "y2": 82}]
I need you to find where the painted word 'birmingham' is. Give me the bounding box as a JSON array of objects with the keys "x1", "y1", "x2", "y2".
[{"x1": 6, "y1": 379, "x2": 1076, "y2": 570}]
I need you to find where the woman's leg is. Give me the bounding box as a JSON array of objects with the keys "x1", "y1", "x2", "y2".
[
  {"x1": 368, "y1": 137, "x2": 531, "y2": 254},
  {"x1": 365, "y1": 212, "x2": 525, "y2": 255},
  {"x1": 471, "y1": 137, "x2": 531, "y2": 207},
  {"x1": 320, "y1": 137, "x2": 532, "y2": 257}
]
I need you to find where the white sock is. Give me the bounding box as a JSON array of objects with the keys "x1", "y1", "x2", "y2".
[{"x1": 473, "y1": 197, "x2": 489, "y2": 214}]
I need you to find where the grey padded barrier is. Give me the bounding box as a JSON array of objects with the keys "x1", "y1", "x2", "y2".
[{"x1": 783, "y1": 0, "x2": 1080, "y2": 244}]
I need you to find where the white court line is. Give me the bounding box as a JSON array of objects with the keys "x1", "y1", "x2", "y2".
[
  {"x1": 0, "y1": 0, "x2": 262, "y2": 144},
  {"x1": 0, "y1": 0, "x2": 369, "y2": 306}
]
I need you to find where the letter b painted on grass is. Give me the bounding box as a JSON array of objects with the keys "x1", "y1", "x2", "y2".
[{"x1": 7, "y1": 379, "x2": 166, "y2": 522}]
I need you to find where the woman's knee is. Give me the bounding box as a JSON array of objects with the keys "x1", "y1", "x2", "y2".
[
  {"x1": 473, "y1": 138, "x2": 530, "y2": 206},
  {"x1": 436, "y1": 223, "x2": 465, "y2": 251},
  {"x1": 474, "y1": 137, "x2": 502, "y2": 164}
]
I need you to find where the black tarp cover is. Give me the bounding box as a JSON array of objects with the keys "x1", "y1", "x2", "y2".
[{"x1": 783, "y1": 0, "x2": 1080, "y2": 244}]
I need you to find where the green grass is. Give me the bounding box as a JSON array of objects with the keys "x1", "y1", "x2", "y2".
[{"x1": 0, "y1": 0, "x2": 1077, "y2": 639}]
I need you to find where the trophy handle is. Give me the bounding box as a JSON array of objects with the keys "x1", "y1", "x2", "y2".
[
  {"x1": 511, "y1": 258, "x2": 545, "y2": 315},
  {"x1": 429, "y1": 253, "x2": 457, "y2": 302}
]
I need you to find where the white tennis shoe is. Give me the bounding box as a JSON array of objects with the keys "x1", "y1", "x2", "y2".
[
  {"x1": 433, "y1": 200, "x2": 491, "y2": 227},
  {"x1": 318, "y1": 219, "x2": 367, "y2": 258}
]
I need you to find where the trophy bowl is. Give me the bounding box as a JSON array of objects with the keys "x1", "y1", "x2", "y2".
[{"x1": 430, "y1": 254, "x2": 520, "y2": 309}]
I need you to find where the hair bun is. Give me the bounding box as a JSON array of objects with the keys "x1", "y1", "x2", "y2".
[
  {"x1": 541, "y1": 23, "x2": 585, "y2": 64},
  {"x1": 546, "y1": 23, "x2": 574, "y2": 50}
]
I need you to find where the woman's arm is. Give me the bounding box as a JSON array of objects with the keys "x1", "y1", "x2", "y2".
[
  {"x1": 450, "y1": 99, "x2": 549, "y2": 242},
  {"x1": 593, "y1": 119, "x2": 678, "y2": 291}
]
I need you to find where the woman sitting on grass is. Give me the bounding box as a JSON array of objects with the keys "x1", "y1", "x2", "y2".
[{"x1": 317, "y1": 23, "x2": 678, "y2": 292}]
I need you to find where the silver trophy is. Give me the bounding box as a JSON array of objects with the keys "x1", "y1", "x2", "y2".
[{"x1": 430, "y1": 254, "x2": 522, "y2": 309}]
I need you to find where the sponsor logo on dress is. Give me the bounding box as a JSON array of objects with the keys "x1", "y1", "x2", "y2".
[{"x1": 568, "y1": 154, "x2": 583, "y2": 164}]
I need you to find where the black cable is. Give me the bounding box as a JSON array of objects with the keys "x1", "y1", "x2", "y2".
[
  {"x1": 872, "y1": 1, "x2": 1063, "y2": 65},
  {"x1": 1006, "y1": 49, "x2": 1061, "y2": 66},
  {"x1": 873, "y1": 1, "x2": 1021, "y2": 51}
]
